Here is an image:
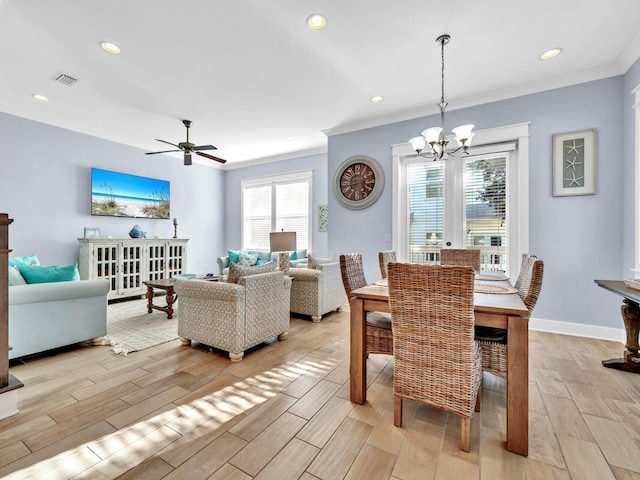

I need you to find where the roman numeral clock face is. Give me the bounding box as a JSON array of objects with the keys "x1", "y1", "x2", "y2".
[{"x1": 333, "y1": 155, "x2": 385, "y2": 210}]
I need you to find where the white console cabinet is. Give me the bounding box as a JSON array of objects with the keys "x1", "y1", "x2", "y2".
[{"x1": 78, "y1": 238, "x2": 188, "y2": 299}]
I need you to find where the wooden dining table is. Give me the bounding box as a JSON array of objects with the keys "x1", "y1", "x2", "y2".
[{"x1": 349, "y1": 274, "x2": 531, "y2": 456}]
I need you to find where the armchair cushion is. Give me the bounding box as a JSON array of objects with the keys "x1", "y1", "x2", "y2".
[
  {"x1": 228, "y1": 260, "x2": 276, "y2": 283},
  {"x1": 307, "y1": 254, "x2": 335, "y2": 269}
]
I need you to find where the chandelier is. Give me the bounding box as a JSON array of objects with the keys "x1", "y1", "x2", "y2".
[{"x1": 409, "y1": 34, "x2": 474, "y2": 160}]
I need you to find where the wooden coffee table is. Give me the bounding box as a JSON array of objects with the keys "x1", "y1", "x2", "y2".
[{"x1": 143, "y1": 278, "x2": 177, "y2": 319}]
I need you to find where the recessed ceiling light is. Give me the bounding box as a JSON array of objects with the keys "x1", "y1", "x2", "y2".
[
  {"x1": 32, "y1": 94, "x2": 49, "y2": 102},
  {"x1": 370, "y1": 96, "x2": 384, "y2": 103},
  {"x1": 306, "y1": 13, "x2": 327, "y2": 31},
  {"x1": 539, "y1": 48, "x2": 562, "y2": 60},
  {"x1": 100, "y1": 41, "x2": 121, "y2": 54}
]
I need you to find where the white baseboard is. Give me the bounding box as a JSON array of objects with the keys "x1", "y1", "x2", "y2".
[{"x1": 530, "y1": 317, "x2": 625, "y2": 344}]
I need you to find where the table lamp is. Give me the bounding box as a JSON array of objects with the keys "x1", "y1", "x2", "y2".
[{"x1": 269, "y1": 230, "x2": 297, "y2": 274}]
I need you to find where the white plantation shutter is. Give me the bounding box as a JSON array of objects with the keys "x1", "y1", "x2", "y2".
[{"x1": 242, "y1": 171, "x2": 312, "y2": 251}]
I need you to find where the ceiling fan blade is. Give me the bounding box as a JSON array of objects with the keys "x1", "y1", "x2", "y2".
[
  {"x1": 196, "y1": 151, "x2": 227, "y2": 164},
  {"x1": 155, "y1": 139, "x2": 181, "y2": 148},
  {"x1": 184, "y1": 152, "x2": 192, "y2": 166},
  {"x1": 192, "y1": 145, "x2": 217, "y2": 151},
  {"x1": 146, "y1": 149, "x2": 181, "y2": 155}
]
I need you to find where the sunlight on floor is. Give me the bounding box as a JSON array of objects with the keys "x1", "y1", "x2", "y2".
[{"x1": 5, "y1": 355, "x2": 340, "y2": 479}]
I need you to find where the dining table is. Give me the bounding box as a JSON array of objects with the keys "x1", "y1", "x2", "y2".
[{"x1": 349, "y1": 272, "x2": 531, "y2": 456}]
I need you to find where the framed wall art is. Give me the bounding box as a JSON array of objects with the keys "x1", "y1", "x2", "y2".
[
  {"x1": 552, "y1": 128, "x2": 596, "y2": 197},
  {"x1": 318, "y1": 205, "x2": 328, "y2": 232},
  {"x1": 83, "y1": 227, "x2": 100, "y2": 238}
]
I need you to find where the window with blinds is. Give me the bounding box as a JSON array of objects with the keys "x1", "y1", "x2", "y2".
[
  {"x1": 407, "y1": 153, "x2": 508, "y2": 271},
  {"x1": 241, "y1": 171, "x2": 312, "y2": 251},
  {"x1": 463, "y1": 155, "x2": 507, "y2": 270},
  {"x1": 408, "y1": 162, "x2": 444, "y2": 264}
]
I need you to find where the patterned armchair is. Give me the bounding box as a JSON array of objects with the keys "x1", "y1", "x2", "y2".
[
  {"x1": 288, "y1": 262, "x2": 347, "y2": 322},
  {"x1": 175, "y1": 271, "x2": 292, "y2": 362}
]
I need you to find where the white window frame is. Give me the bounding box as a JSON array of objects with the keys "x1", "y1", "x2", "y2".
[
  {"x1": 633, "y1": 84, "x2": 640, "y2": 277},
  {"x1": 392, "y1": 122, "x2": 530, "y2": 279},
  {"x1": 241, "y1": 170, "x2": 313, "y2": 251}
]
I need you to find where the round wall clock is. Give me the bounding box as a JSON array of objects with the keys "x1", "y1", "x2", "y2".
[{"x1": 333, "y1": 155, "x2": 385, "y2": 210}]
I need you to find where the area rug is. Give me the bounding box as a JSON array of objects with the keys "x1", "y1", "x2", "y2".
[{"x1": 101, "y1": 298, "x2": 179, "y2": 355}]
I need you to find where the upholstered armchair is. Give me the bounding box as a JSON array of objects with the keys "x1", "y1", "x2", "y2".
[
  {"x1": 175, "y1": 270, "x2": 291, "y2": 362},
  {"x1": 288, "y1": 261, "x2": 347, "y2": 322}
]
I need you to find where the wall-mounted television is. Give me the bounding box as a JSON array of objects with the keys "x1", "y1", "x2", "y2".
[{"x1": 91, "y1": 168, "x2": 170, "y2": 219}]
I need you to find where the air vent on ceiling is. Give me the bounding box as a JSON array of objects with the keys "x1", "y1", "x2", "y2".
[{"x1": 52, "y1": 73, "x2": 78, "y2": 86}]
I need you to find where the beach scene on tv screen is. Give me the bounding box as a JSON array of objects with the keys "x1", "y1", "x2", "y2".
[{"x1": 91, "y1": 168, "x2": 170, "y2": 219}]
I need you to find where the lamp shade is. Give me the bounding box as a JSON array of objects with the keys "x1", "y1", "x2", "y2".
[
  {"x1": 452, "y1": 124, "x2": 475, "y2": 142},
  {"x1": 409, "y1": 136, "x2": 426, "y2": 153},
  {"x1": 269, "y1": 231, "x2": 297, "y2": 252},
  {"x1": 422, "y1": 127, "x2": 442, "y2": 144}
]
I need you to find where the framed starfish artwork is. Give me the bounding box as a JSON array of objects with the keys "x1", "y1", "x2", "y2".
[{"x1": 552, "y1": 128, "x2": 596, "y2": 196}]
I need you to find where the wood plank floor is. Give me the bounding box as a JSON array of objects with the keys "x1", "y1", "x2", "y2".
[{"x1": 2, "y1": 301, "x2": 640, "y2": 479}]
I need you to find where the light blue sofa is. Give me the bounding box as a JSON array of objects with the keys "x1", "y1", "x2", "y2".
[
  {"x1": 8, "y1": 279, "x2": 110, "y2": 359},
  {"x1": 217, "y1": 249, "x2": 308, "y2": 276}
]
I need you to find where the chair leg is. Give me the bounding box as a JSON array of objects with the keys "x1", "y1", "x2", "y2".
[
  {"x1": 460, "y1": 417, "x2": 471, "y2": 452},
  {"x1": 394, "y1": 395, "x2": 403, "y2": 427}
]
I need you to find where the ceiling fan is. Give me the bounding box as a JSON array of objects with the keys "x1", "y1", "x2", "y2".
[{"x1": 145, "y1": 119, "x2": 226, "y2": 165}]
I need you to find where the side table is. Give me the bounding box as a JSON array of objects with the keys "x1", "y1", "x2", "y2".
[{"x1": 143, "y1": 278, "x2": 177, "y2": 319}]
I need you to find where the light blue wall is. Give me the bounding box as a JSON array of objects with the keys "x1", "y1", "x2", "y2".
[
  {"x1": 0, "y1": 112, "x2": 226, "y2": 275},
  {"x1": 223, "y1": 153, "x2": 329, "y2": 257},
  {"x1": 2, "y1": 70, "x2": 638, "y2": 332},
  {"x1": 328, "y1": 77, "x2": 625, "y2": 329}
]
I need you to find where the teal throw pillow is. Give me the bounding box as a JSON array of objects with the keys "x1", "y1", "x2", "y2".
[
  {"x1": 8, "y1": 265, "x2": 27, "y2": 286},
  {"x1": 228, "y1": 249, "x2": 249, "y2": 264},
  {"x1": 19, "y1": 263, "x2": 80, "y2": 284},
  {"x1": 289, "y1": 251, "x2": 298, "y2": 260},
  {"x1": 256, "y1": 258, "x2": 266, "y2": 265},
  {"x1": 9, "y1": 253, "x2": 40, "y2": 267}
]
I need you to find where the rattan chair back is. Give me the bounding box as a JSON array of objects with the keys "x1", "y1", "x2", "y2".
[
  {"x1": 340, "y1": 252, "x2": 393, "y2": 355},
  {"x1": 340, "y1": 253, "x2": 368, "y2": 298},
  {"x1": 515, "y1": 254, "x2": 544, "y2": 312},
  {"x1": 378, "y1": 250, "x2": 397, "y2": 279},
  {"x1": 388, "y1": 262, "x2": 482, "y2": 451},
  {"x1": 476, "y1": 253, "x2": 544, "y2": 379},
  {"x1": 440, "y1": 248, "x2": 481, "y2": 272}
]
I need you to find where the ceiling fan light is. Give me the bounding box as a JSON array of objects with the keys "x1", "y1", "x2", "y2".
[
  {"x1": 422, "y1": 127, "x2": 442, "y2": 145},
  {"x1": 409, "y1": 136, "x2": 426, "y2": 153},
  {"x1": 452, "y1": 124, "x2": 475, "y2": 142}
]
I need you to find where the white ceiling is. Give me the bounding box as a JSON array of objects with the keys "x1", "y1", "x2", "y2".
[{"x1": 1, "y1": 0, "x2": 640, "y2": 168}]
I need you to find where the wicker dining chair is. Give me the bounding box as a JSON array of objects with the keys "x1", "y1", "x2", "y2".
[
  {"x1": 440, "y1": 248, "x2": 481, "y2": 272},
  {"x1": 388, "y1": 263, "x2": 482, "y2": 452},
  {"x1": 475, "y1": 254, "x2": 544, "y2": 378},
  {"x1": 378, "y1": 250, "x2": 397, "y2": 279},
  {"x1": 340, "y1": 253, "x2": 393, "y2": 355}
]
